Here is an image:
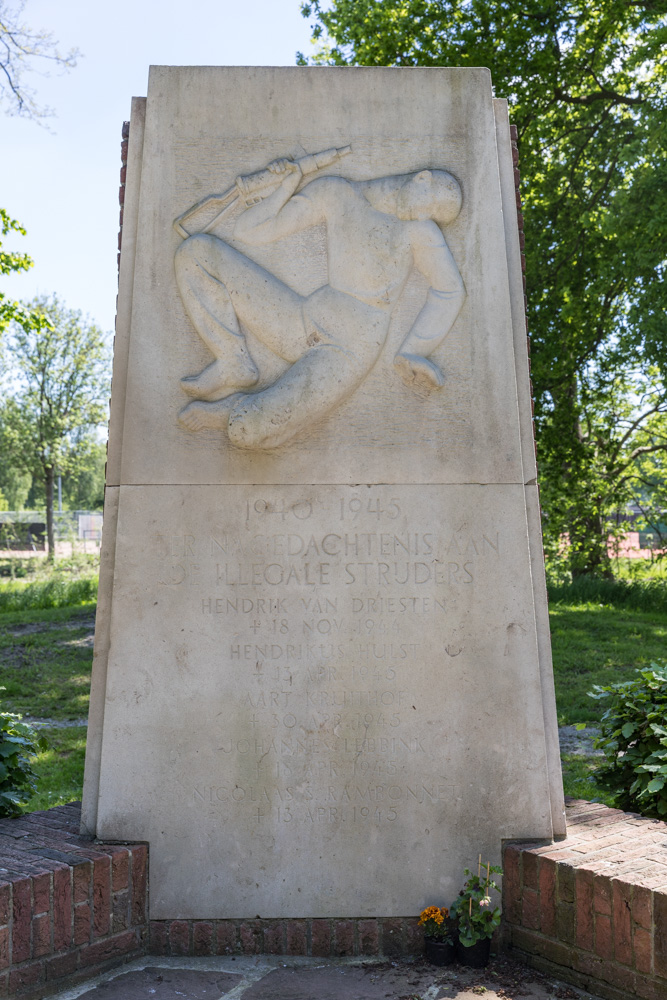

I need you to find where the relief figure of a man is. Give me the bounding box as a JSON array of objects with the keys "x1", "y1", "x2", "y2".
[{"x1": 175, "y1": 158, "x2": 466, "y2": 449}]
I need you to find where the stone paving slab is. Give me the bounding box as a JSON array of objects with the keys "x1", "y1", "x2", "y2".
[
  {"x1": 49, "y1": 955, "x2": 598, "y2": 1000},
  {"x1": 73, "y1": 967, "x2": 242, "y2": 999}
]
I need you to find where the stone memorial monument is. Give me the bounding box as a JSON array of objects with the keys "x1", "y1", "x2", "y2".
[{"x1": 82, "y1": 67, "x2": 565, "y2": 930}]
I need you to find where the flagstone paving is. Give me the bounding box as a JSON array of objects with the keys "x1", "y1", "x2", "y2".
[{"x1": 50, "y1": 955, "x2": 597, "y2": 1000}]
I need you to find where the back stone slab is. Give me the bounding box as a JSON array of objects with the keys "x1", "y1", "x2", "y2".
[{"x1": 82, "y1": 66, "x2": 564, "y2": 924}]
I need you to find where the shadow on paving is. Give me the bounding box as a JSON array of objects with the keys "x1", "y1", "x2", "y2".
[{"x1": 66, "y1": 958, "x2": 592, "y2": 1000}]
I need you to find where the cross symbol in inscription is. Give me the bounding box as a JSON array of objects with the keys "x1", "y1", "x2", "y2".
[
  {"x1": 250, "y1": 620, "x2": 262, "y2": 634},
  {"x1": 250, "y1": 714, "x2": 261, "y2": 728}
]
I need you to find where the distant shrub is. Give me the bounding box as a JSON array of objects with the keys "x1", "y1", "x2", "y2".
[
  {"x1": 0, "y1": 575, "x2": 98, "y2": 612},
  {"x1": 0, "y1": 557, "x2": 43, "y2": 579},
  {"x1": 589, "y1": 663, "x2": 667, "y2": 818},
  {"x1": 0, "y1": 711, "x2": 48, "y2": 817}
]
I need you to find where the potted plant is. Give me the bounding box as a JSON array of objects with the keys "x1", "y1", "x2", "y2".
[
  {"x1": 418, "y1": 905, "x2": 456, "y2": 965},
  {"x1": 451, "y1": 860, "x2": 502, "y2": 967}
]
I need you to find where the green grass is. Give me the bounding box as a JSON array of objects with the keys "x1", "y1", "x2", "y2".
[
  {"x1": 0, "y1": 595, "x2": 94, "y2": 813},
  {"x1": 23, "y1": 727, "x2": 87, "y2": 812},
  {"x1": 0, "y1": 575, "x2": 97, "y2": 612},
  {"x1": 0, "y1": 605, "x2": 95, "y2": 721},
  {"x1": 548, "y1": 575, "x2": 667, "y2": 614},
  {"x1": 560, "y1": 754, "x2": 615, "y2": 806},
  {"x1": 617, "y1": 559, "x2": 667, "y2": 582},
  {"x1": 549, "y1": 601, "x2": 667, "y2": 725}
]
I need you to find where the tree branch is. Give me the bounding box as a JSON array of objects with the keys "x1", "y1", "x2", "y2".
[{"x1": 554, "y1": 85, "x2": 644, "y2": 107}]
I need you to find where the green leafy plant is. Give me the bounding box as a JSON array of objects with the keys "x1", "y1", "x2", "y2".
[
  {"x1": 0, "y1": 706, "x2": 48, "y2": 816},
  {"x1": 418, "y1": 905, "x2": 454, "y2": 944},
  {"x1": 451, "y1": 862, "x2": 502, "y2": 947},
  {"x1": 589, "y1": 662, "x2": 667, "y2": 818}
]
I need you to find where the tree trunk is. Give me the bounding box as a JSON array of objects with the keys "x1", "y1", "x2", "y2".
[
  {"x1": 570, "y1": 510, "x2": 613, "y2": 579},
  {"x1": 45, "y1": 466, "x2": 55, "y2": 562}
]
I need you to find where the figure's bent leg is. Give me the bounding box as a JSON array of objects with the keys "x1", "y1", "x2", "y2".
[
  {"x1": 176, "y1": 235, "x2": 260, "y2": 395},
  {"x1": 227, "y1": 345, "x2": 367, "y2": 450},
  {"x1": 176, "y1": 234, "x2": 310, "y2": 397}
]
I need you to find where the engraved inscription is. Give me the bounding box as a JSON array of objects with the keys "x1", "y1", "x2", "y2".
[{"x1": 151, "y1": 488, "x2": 506, "y2": 830}]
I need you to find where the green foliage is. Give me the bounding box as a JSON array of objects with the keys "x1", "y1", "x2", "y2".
[
  {"x1": 0, "y1": 209, "x2": 51, "y2": 343},
  {"x1": 299, "y1": 1, "x2": 667, "y2": 578},
  {"x1": 0, "y1": 462, "x2": 31, "y2": 511},
  {"x1": 0, "y1": 707, "x2": 48, "y2": 816},
  {"x1": 59, "y1": 439, "x2": 106, "y2": 511},
  {"x1": 1, "y1": 296, "x2": 110, "y2": 473},
  {"x1": 589, "y1": 663, "x2": 667, "y2": 818},
  {"x1": 0, "y1": 295, "x2": 110, "y2": 554},
  {"x1": 0, "y1": 557, "x2": 43, "y2": 578},
  {"x1": 451, "y1": 864, "x2": 502, "y2": 946}
]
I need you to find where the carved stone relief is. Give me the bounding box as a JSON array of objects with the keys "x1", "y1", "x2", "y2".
[{"x1": 173, "y1": 149, "x2": 466, "y2": 450}]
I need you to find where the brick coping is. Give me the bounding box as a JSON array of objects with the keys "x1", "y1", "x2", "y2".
[
  {"x1": 0, "y1": 802, "x2": 147, "y2": 998},
  {"x1": 503, "y1": 797, "x2": 667, "y2": 1000}
]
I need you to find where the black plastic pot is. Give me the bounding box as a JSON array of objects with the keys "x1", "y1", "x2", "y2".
[
  {"x1": 456, "y1": 936, "x2": 492, "y2": 967},
  {"x1": 424, "y1": 936, "x2": 457, "y2": 966}
]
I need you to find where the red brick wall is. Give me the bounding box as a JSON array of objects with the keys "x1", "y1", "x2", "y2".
[
  {"x1": 118, "y1": 120, "x2": 129, "y2": 273},
  {"x1": 503, "y1": 799, "x2": 667, "y2": 1000},
  {"x1": 149, "y1": 915, "x2": 422, "y2": 959},
  {"x1": 0, "y1": 805, "x2": 147, "y2": 999}
]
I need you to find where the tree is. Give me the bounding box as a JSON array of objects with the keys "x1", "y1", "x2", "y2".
[
  {"x1": 298, "y1": 0, "x2": 667, "y2": 577},
  {"x1": 0, "y1": 0, "x2": 78, "y2": 121},
  {"x1": 0, "y1": 296, "x2": 109, "y2": 558},
  {"x1": 0, "y1": 208, "x2": 50, "y2": 342}
]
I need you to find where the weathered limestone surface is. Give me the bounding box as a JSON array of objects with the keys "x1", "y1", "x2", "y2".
[{"x1": 83, "y1": 67, "x2": 564, "y2": 921}]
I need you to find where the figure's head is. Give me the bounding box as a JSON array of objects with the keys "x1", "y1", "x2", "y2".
[{"x1": 397, "y1": 169, "x2": 462, "y2": 228}]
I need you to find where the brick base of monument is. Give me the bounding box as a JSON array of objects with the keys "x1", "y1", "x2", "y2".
[
  {"x1": 149, "y1": 915, "x2": 423, "y2": 958},
  {"x1": 502, "y1": 798, "x2": 667, "y2": 1000},
  {"x1": 5, "y1": 799, "x2": 667, "y2": 998}
]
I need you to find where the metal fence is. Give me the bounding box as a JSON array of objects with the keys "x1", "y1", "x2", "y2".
[{"x1": 0, "y1": 511, "x2": 103, "y2": 551}]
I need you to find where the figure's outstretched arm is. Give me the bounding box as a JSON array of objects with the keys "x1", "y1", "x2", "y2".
[
  {"x1": 395, "y1": 221, "x2": 466, "y2": 390},
  {"x1": 233, "y1": 161, "x2": 323, "y2": 245}
]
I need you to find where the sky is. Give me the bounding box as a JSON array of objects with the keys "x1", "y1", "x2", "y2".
[{"x1": 1, "y1": 0, "x2": 317, "y2": 336}]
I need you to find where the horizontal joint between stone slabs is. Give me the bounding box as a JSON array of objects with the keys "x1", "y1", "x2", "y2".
[{"x1": 148, "y1": 917, "x2": 422, "y2": 958}]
